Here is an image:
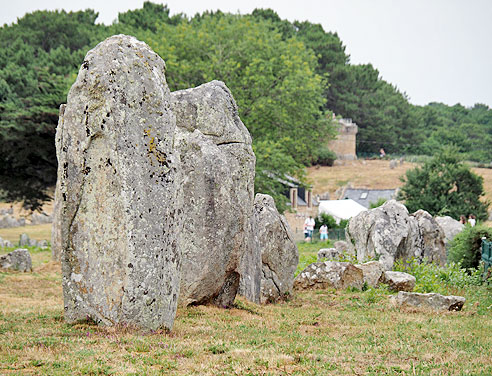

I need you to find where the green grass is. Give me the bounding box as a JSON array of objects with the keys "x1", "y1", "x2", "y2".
[{"x1": 1, "y1": 247, "x2": 491, "y2": 375}]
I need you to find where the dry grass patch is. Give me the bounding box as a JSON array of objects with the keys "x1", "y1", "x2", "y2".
[
  {"x1": 1, "y1": 248, "x2": 491, "y2": 375},
  {"x1": 0, "y1": 223, "x2": 52, "y2": 244}
]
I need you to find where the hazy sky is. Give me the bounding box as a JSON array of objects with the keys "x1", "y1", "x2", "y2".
[{"x1": 3, "y1": 0, "x2": 492, "y2": 108}]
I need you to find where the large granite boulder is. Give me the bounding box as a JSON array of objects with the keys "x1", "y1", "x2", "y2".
[
  {"x1": 382, "y1": 271, "x2": 416, "y2": 292},
  {"x1": 346, "y1": 200, "x2": 447, "y2": 270},
  {"x1": 346, "y1": 200, "x2": 419, "y2": 270},
  {"x1": 294, "y1": 261, "x2": 364, "y2": 290},
  {"x1": 57, "y1": 35, "x2": 182, "y2": 330},
  {"x1": 172, "y1": 80, "x2": 256, "y2": 307},
  {"x1": 413, "y1": 210, "x2": 446, "y2": 265},
  {"x1": 391, "y1": 291, "x2": 465, "y2": 311},
  {"x1": 0, "y1": 249, "x2": 32, "y2": 272},
  {"x1": 435, "y1": 216, "x2": 464, "y2": 250},
  {"x1": 251, "y1": 194, "x2": 298, "y2": 304}
]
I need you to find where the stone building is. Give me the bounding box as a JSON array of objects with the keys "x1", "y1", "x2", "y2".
[{"x1": 327, "y1": 117, "x2": 358, "y2": 160}]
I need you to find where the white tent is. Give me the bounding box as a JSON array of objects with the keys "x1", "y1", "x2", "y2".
[{"x1": 318, "y1": 199, "x2": 367, "y2": 223}]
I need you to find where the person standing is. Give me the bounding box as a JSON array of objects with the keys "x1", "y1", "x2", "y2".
[
  {"x1": 319, "y1": 224, "x2": 328, "y2": 242},
  {"x1": 304, "y1": 216, "x2": 315, "y2": 241},
  {"x1": 468, "y1": 214, "x2": 476, "y2": 227}
]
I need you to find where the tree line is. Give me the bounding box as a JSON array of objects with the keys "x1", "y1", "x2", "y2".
[{"x1": 1, "y1": 2, "x2": 491, "y2": 211}]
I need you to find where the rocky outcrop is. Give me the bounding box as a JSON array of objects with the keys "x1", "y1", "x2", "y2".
[
  {"x1": 172, "y1": 81, "x2": 256, "y2": 307},
  {"x1": 435, "y1": 216, "x2": 464, "y2": 250},
  {"x1": 250, "y1": 194, "x2": 298, "y2": 304},
  {"x1": 391, "y1": 291, "x2": 465, "y2": 311},
  {"x1": 57, "y1": 35, "x2": 182, "y2": 330},
  {"x1": 382, "y1": 271, "x2": 416, "y2": 292},
  {"x1": 0, "y1": 249, "x2": 32, "y2": 272},
  {"x1": 294, "y1": 261, "x2": 364, "y2": 290},
  {"x1": 354, "y1": 261, "x2": 384, "y2": 288},
  {"x1": 346, "y1": 200, "x2": 446, "y2": 270}
]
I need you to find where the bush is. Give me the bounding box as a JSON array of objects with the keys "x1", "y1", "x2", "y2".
[
  {"x1": 448, "y1": 224, "x2": 492, "y2": 269},
  {"x1": 314, "y1": 146, "x2": 337, "y2": 166},
  {"x1": 315, "y1": 213, "x2": 348, "y2": 229},
  {"x1": 369, "y1": 198, "x2": 386, "y2": 209},
  {"x1": 394, "y1": 257, "x2": 484, "y2": 293}
]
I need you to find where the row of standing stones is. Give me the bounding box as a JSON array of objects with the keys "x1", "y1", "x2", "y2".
[
  {"x1": 49, "y1": 35, "x2": 298, "y2": 331},
  {"x1": 36, "y1": 35, "x2": 464, "y2": 331},
  {"x1": 294, "y1": 200, "x2": 466, "y2": 311}
]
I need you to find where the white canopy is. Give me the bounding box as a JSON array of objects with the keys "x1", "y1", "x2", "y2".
[{"x1": 318, "y1": 199, "x2": 367, "y2": 223}]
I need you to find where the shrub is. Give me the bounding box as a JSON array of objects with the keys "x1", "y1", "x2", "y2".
[
  {"x1": 316, "y1": 213, "x2": 347, "y2": 229},
  {"x1": 314, "y1": 146, "x2": 337, "y2": 166},
  {"x1": 369, "y1": 198, "x2": 386, "y2": 209},
  {"x1": 394, "y1": 257, "x2": 484, "y2": 293},
  {"x1": 448, "y1": 224, "x2": 492, "y2": 269}
]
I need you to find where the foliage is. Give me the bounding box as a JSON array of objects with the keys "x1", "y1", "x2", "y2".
[
  {"x1": 313, "y1": 146, "x2": 337, "y2": 166},
  {"x1": 448, "y1": 224, "x2": 492, "y2": 269},
  {"x1": 369, "y1": 198, "x2": 387, "y2": 209},
  {"x1": 0, "y1": 10, "x2": 107, "y2": 210},
  {"x1": 394, "y1": 257, "x2": 486, "y2": 294},
  {"x1": 398, "y1": 148, "x2": 489, "y2": 220}
]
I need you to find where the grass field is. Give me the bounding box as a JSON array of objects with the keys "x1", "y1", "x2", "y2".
[{"x1": 1, "y1": 245, "x2": 491, "y2": 375}]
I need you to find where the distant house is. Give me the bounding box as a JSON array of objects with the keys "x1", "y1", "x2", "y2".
[
  {"x1": 318, "y1": 199, "x2": 367, "y2": 223},
  {"x1": 279, "y1": 175, "x2": 313, "y2": 209},
  {"x1": 341, "y1": 188, "x2": 398, "y2": 208}
]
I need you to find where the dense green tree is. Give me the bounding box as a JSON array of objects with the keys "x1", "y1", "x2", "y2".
[
  {"x1": 398, "y1": 149, "x2": 489, "y2": 220},
  {"x1": 0, "y1": 10, "x2": 105, "y2": 209}
]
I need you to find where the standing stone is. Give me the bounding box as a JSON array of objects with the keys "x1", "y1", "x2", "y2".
[
  {"x1": 435, "y1": 216, "x2": 464, "y2": 250},
  {"x1": 251, "y1": 194, "x2": 299, "y2": 304},
  {"x1": 172, "y1": 80, "x2": 256, "y2": 307},
  {"x1": 0, "y1": 249, "x2": 32, "y2": 272},
  {"x1": 334, "y1": 240, "x2": 352, "y2": 254},
  {"x1": 346, "y1": 200, "x2": 419, "y2": 270},
  {"x1": 19, "y1": 233, "x2": 30, "y2": 247},
  {"x1": 412, "y1": 210, "x2": 446, "y2": 266},
  {"x1": 57, "y1": 35, "x2": 182, "y2": 330},
  {"x1": 294, "y1": 261, "x2": 364, "y2": 290}
]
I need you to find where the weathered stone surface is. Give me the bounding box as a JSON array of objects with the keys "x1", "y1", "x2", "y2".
[
  {"x1": 294, "y1": 261, "x2": 364, "y2": 290},
  {"x1": 346, "y1": 200, "x2": 419, "y2": 270},
  {"x1": 0, "y1": 249, "x2": 32, "y2": 272},
  {"x1": 334, "y1": 240, "x2": 351, "y2": 254},
  {"x1": 57, "y1": 35, "x2": 182, "y2": 330},
  {"x1": 412, "y1": 210, "x2": 446, "y2": 266},
  {"x1": 354, "y1": 261, "x2": 383, "y2": 288},
  {"x1": 250, "y1": 194, "x2": 299, "y2": 304},
  {"x1": 391, "y1": 291, "x2": 465, "y2": 311},
  {"x1": 389, "y1": 160, "x2": 398, "y2": 169},
  {"x1": 346, "y1": 200, "x2": 447, "y2": 270},
  {"x1": 0, "y1": 215, "x2": 25, "y2": 229},
  {"x1": 19, "y1": 233, "x2": 30, "y2": 247},
  {"x1": 435, "y1": 216, "x2": 464, "y2": 250},
  {"x1": 172, "y1": 80, "x2": 256, "y2": 307},
  {"x1": 0, "y1": 237, "x2": 13, "y2": 248},
  {"x1": 52, "y1": 149, "x2": 63, "y2": 260},
  {"x1": 317, "y1": 248, "x2": 339, "y2": 261},
  {"x1": 382, "y1": 271, "x2": 415, "y2": 292},
  {"x1": 30, "y1": 212, "x2": 52, "y2": 225}
]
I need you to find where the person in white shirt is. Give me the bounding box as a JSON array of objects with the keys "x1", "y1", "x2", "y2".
[
  {"x1": 319, "y1": 224, "x2": 328, "y2": 242},
  {"x1": 304, "y1": 216, "x2": 315, "y2": 241},
  {"x1": 468, "y1": 214, "x2": 476, "y2": 227}
]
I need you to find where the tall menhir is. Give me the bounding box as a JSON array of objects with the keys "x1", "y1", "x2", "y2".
[{"x1": 55, "y1": 35, "x2": 182, "y2": 330}]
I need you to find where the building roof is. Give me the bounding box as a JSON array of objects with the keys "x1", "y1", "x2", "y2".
[
  {"x1": 318, "y1": 199, "x2": 367, "y2": 222},
  {"x1": 342, "y1": 188, "x2": 397, "y2": 208}
]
